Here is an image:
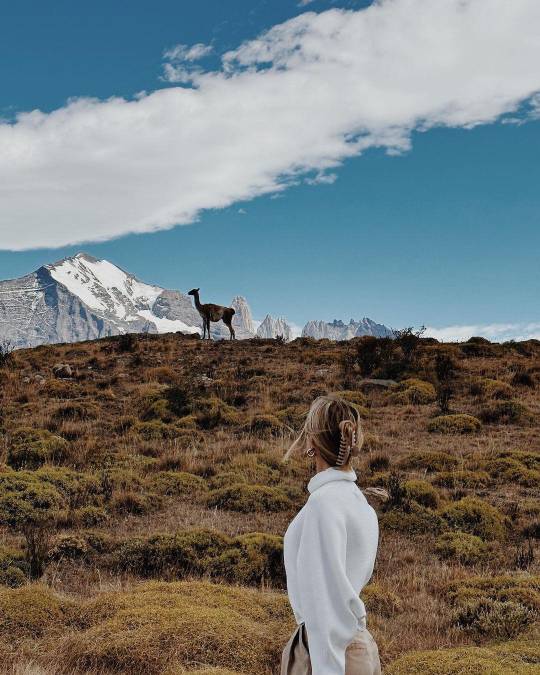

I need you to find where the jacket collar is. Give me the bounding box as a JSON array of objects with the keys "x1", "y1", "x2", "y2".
[{"x1": 307, "y1": 467, "x2": 357, "y2": 494}]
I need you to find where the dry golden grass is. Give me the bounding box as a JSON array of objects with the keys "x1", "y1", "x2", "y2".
[{"x1": 0, "y1": 333, "x2": 538, "y2": 673}]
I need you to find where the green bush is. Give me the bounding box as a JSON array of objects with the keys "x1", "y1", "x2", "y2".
[
  {"x1": 386, "y1": 635, "x2": 540, "y2": 675},
  {"x1": 404, "y1": 480, "x2": 439, "y2": 508},
  {"x1": 74, "y1": 505, "x2": 109, "y2": 527},
  {"x1": 428, "y1": 414, "x2": 481, "y2": 434},
  {"x1": 0, "y1": 546, "x2": 27, "y2": 588},
  {"x1": 336, "y1": 390, "x2": 368, "y2": 406},
  {"x1": 112, "y1": 530, "x2": 285, "y2": 587},
  {"x1": 433, "y1": 470, "x2": 490, "y2": 489},
  {"x1": 398, "y1": 451, "x2": 458, "y2": 472},
  {"x1": 207, "y1": 484, "x2": 291, "y2": 513},
  {"x1": 195, "y1": 396, "x2": 243, "y2": 429},
  {"x1": 110, "y1": 491, "x2": 162, "y2": 516},
  {"x1": 380, "y1": 503, "x2": 444, "y2": 535},
  {"x1": 150, "y1": 471, "x2": 207, "y2": 497},
  {"x1": 434, "y1": 532, "x2": 489, "y2": 565},
  {"x1": 0, "y1": 471, "x2": 65, "y2": 578},
  {"x1": 454, "y1": 599, "x2": 537, "y2": 639},
  {"x1": 7, "y1": 428, "x2": 69, "y2": 470},
  {"x1": 479, "y1": 400, "x2": 533, "y2": 425},
  {"x1": 113, "y1": 530, "x2": 232, "y2": 578},
  {"x1": 361, "y1": 582, "x2": 402, "y2": 616},
  {"x1": 488, "y1": 457, "x2": 540, "y2": 487},
  {"x1": 48, "y1": 535, "x2": 89, "y2": 561},
  {"x1": 209, "y1": 533, "x2": 285, "y2": 587},
  {"x1": 388, "y1": 379, "x2": 436, "y2": 405},
  {"x1": 36, "y1": 467, "x2": 102, "y2": 509},
  {"x1": 469, "y1": 378, "x2": 513, "y2": 400},
  {"x1": 440, "y1": 497, "x2": 507, "y2": 541},
  {"x1": 446, "y1": 575, "x2": 540, "y2": 611},
  {"x1": 134, "y1": 420, "x2": 178, "y2": 440},
  {"x1": 243, "y1": 413, "x2": 284, "y2": 436}
]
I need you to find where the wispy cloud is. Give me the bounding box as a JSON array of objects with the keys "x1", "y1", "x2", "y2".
[
  {"x1": 162, "y1": 42, "x2": 213, "y2": 83},
  {"x1": 425, "y1": 322, "x2": 540, "y2": 343},
  {"x1": 1, "y1": 1, "x2": 540, "y2": 250}
]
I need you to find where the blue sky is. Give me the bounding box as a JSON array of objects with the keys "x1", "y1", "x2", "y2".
[{"x1": 1, "y1": 0, "x2": 539, "y2": 339}]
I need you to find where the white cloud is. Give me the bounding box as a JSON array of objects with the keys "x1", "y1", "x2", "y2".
[
  {"x1": 162, "y1": 42, "x2": 213, "y2": 83},
  {"x1": 425, "y1": 322, "x2": 540, "y2": 343},
  {"x1": 164, "y1": 43, "x2": 213, "y2": 62},
  {"x1": 298, "y1": 0, "x2": 316, "y2": 6},
  {"x1": 305, "y1": 171, "x2": 337, "y2": 185},
  {"x1": 1, "y1": 0, "x2": 540, "y2": 250}
]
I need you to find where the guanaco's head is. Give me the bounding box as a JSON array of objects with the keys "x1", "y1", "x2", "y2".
[{"x1": 188, "y1": 288, "x2": 200, "y2": 296}]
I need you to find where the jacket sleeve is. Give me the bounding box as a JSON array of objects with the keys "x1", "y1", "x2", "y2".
[{"x1": 295, "y1": 495, "x2": 360, "y2": 675}]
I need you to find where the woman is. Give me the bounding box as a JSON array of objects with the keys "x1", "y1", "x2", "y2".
[{"x1": 281, "y1": 395, "x2": 381, "y2": 675}]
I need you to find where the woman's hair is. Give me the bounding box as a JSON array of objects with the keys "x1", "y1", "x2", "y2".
[{"x1": 285, "y1": 395, "x2": 364, "y2": 468}]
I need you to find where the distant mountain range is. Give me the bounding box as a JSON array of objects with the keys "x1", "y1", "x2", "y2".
[{"x1": 0, "y1": 253, "x2": 392, "y2": 348}]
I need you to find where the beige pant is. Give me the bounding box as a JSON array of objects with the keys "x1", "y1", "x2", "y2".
[{"x1": 281, "y1": 623, "x2": 381, "y2": 675}]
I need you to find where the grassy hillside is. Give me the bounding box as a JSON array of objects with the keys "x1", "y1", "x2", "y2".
[{"x1": 0, "y1": 332, "x2": 538, "y2": 674}]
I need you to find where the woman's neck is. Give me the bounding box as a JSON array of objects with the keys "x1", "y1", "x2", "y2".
[{"x1": 315, "y1": 454, "x2": 332, "y2": 474}]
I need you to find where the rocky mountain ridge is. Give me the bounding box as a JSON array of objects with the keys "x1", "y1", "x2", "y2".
[{"x1": 0, "y1": 253, "x2": 391, "y2": 348}]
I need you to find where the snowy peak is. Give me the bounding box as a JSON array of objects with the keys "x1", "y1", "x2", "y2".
[
  {"x1": 302, "y1": 317, "x2": 392, "y2": 340},
  {"x1": 256, "y1": 315, "x2": 293, "y2": 341},
  {"x1": 47, "y1": 253, "x2": 163, "y2": 321}
]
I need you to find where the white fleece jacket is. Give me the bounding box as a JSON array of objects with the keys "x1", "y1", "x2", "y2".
[{"x1": 283, "y1": 468, "x2": 379, "y2": 675}]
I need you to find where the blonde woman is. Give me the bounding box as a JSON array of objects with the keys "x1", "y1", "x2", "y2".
[{"x1": 281, "y1": 395, "x2": 381, "y2": 675}]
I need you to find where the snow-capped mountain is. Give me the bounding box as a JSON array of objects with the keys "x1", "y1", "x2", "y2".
[
  {"x1": 256, "y1": 315, "x2": 293, "y2": 341},
  {"x1": 0, "y1": 252, "x2": 392, "y2": 349},
  {"x1": 0, "y1": 253, "x2": 203, "y2": 348},
  {"x1": 302, "y1": 318, "x2": 392, "y2": 340}
]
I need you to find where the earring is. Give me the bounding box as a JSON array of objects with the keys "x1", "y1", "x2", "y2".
[{"x1": 306, "y1": 448, "x2": 315, "y2": 458}]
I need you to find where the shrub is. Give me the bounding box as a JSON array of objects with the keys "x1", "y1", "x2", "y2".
[
  {"x1": 454, "y1": 598, "x2": 537, "y2": 639},
  {"x1": 243, "y1": 413, "x2": 284, "y2": 436},
  {"x1": 0, "y1": 584, "x2": 74, "y2": 640},
  {"x1": 134, "y1": 420, "x2": 178, "y2": 440},
  {"x1": 74, "y1": 505, "x2": 109, "y2": 527},
  {"x1": 0, "y1": 471, "x2": 65, "y2": 578},
  {"x1": 55, "y1": 581, "x2": 293, "y2": 675},
  {"x1": 48, "y1": 535, "x2": 89, "y2": 561},
  {"x1": 388, "y1": 379, "x2": 436, "y2": 405},
  {"x1": 428, "y1": 414, "x2": 481, "y2": 434},
  {"x1": 497, "y1": 450, "x2": 540, "y2": 471},
  {"x1": 469, "y1": 378, "x2": 513, "y2": 400},
  {"x1": 404, "y1": 480, "x2": 439, "y2": 508},
  {"x1": 36, "y1": 467, "x2": 102, "y2": 509},
  {"x1": 0, "y1": 546, "x2": 27, "y2": 588},
  {"x1": 368, "y1": 453, "x2": 390, "y2": 473},
  {"x1": 110, "y1": 491, "x2": 161, "y2": 516},
  {"x1": 446, "y1": 574, "x2": 540, "y2": 611},
  {"x1": 207, "y1": 484, "x2": 291, "y2": 513},
  {"x1": 7, "y1": 428, "x2": 69, "y2": 470},
  {"x1": 479, "y1": 400, "x2": 533, "y2": 425},
  {"x1": 433, "y1": 470, "x2": 490, "y2": 489},
  {"x1": 398, "y1": 451, "x2": 458, "y2": 472},
  {"x1": 150, "y1": 471, "x2": 207, "y2": 497},
  {"x1": 228, "y1": 455, "x2": 281, "y2": 485},
  {"x1": 113, "y1": 530, "x2": 232, "y2": 578},
  {"x1": 195, "y1": 396, "x2": 243, "y2": 429},
  {"x1": 386, "y1": 636, "x2": 540, "y2": 675},
  {"x1": 488, "y1": 457, "x2": 540, "y2": 487},
  {"x1": 336, "y1": 390, "x2": 367, "y2": 406},
  {"x1": 380, "y1": 503, "x2": 444, "y2": 535},
  {"x1": 434, "y1": 532, "x2": 489, "y2": 565},
  {"x1": 361, "y1": 582, "x2": 402, "y2": 616},
  {"x1": 209, "y1": 533, "x2": 285, "y2": 587},
  {"x1": 440, "y1": 497, "x2": 507, "y2": 540}
]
